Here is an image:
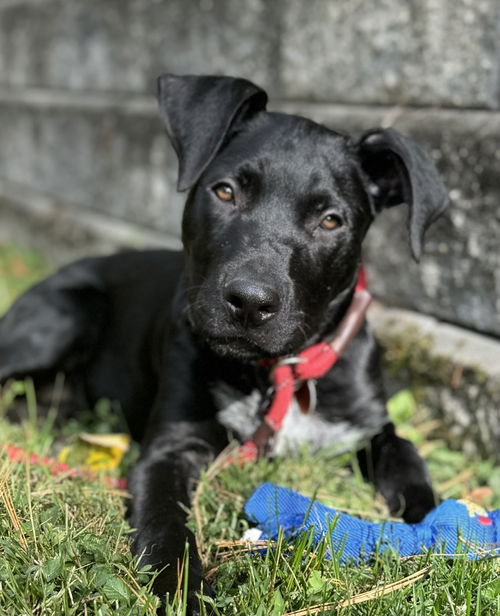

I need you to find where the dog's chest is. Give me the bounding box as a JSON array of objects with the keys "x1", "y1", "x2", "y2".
[{"x1": 211, "y1": 382, "x2": 366, "y2": 456}]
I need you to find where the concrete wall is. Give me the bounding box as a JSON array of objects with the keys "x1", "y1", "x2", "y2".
[{"x1": 0, "y1": 0, "x2": 499, "y2": 338}]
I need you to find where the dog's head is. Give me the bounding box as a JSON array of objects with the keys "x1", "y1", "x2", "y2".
[{"x1": 158, "y1": 74, "x2": 448, "y2": 362}]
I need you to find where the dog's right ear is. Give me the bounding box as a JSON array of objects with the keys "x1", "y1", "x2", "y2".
[{"x1": 157, "y1": 74, "x2": 268, "y2": 192}]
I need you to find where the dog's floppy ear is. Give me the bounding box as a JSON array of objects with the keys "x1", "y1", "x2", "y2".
[
  {"x1": 157, "y1": 74, "x2": 268, "y2": 191},
  {"x1": 356, "y1": 128, "x2": 449, "y2": 261}
]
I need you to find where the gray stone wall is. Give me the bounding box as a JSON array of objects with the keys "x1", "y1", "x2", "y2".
[
  {"x1": 2, "y1": 0, "x2": 498, "y2": 107},
  {"x1": 0, "y1": 0, "x2": 499, "y2": 337}
]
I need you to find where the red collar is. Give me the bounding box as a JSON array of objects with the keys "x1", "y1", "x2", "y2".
[{"x1": 236, "y1": 266, "x2": 372, "y2": 463}]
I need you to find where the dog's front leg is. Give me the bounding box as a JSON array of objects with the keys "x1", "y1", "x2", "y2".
[
  {"x1": 358, "y1": 422, "x2": 436, "y2": 523},
  {"x1": 129, "y1": 418, "x2": 226, "y2": 613},
  {"x1": 128, "y1": 316, "x2": 228, "y2": 613}
]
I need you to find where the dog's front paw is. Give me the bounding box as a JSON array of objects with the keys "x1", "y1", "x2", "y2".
[
  {"x1": 363, "y1": 424, "x2": 437, "y2": 524},
  {"x1": 389, "y1": 483, "x2": 437, "y2": 523}
]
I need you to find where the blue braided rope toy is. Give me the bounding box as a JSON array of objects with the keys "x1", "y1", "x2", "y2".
[{"x1": 244, "y1": 483, "x2": 500, "y2": 561}]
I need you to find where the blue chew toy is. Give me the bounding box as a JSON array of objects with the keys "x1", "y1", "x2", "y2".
[{"x1": 245, "y1": 483, "x2": 500, "y2": 561}]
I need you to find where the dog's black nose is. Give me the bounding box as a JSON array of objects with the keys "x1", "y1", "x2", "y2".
[{"x1": 224, "y1": 279, "x2": 280, "y2": 326}]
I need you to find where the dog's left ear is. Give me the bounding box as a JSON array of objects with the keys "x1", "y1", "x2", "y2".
[
  {"x1": 356, "y1": 128, "x2": 449, "y2": 261},
  {"x1": 157, "y1": 74, "x2": 268, "y2": 191}
]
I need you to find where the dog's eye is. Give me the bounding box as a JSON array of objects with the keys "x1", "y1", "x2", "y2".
[
  {"x1": 320, "y1": 214, "x2": 342, "y2": 230},
  {"x1": 213, "y1": 183, "x2": 234, "y2": 202}
]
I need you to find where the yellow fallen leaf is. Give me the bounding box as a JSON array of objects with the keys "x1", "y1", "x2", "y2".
[
  {"x1": 80, "y1": 433, "x2": 130, "y2": 452},
  {"x1": 58, "y1": 433, "x2": 130, "y2": 471}
]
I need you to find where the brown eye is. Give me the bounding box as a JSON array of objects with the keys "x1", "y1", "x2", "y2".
[
  {"x1": 320, "y1": 214, "x2": 341, "y2": 230},
  {"x1": 213, "y1": 183, "x2": 234, "y2": 202}
]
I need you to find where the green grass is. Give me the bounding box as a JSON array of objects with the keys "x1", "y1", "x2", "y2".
[
  {"x1": 1, "y1": 244, "x2": 499, "y2": 615},
  {"x1": 0, "y1": 381, "x2": 160, "y2": 616},
  {"x1": 2, "y1": 381, "x2": 500, "y2": 616}
]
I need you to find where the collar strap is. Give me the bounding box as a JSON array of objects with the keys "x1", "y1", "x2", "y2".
[{"x1": 236, "y1": 267, "x2": 372, "y2": 463}]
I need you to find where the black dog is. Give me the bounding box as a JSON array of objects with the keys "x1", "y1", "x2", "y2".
[{"x1": 0, "y1": 74, "x2": 448, "y2": 613}]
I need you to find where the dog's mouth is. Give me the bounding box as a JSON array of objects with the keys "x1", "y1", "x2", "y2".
[
  {"x1": 202, "y1": 333, "x2": 277, "y2": 362},
  {"x1": 199, "y1": 325, "x2": 308, "y2": 362}
]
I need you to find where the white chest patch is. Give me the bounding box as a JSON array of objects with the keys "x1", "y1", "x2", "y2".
[
  {"x1": 212, "y1": 381, "x2": 369, "y2": 456},
  {"x1": 212, "y1": 382, "x2": 262, "y2": 442}
]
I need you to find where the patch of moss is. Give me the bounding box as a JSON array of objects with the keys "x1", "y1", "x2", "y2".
[
  {"x1": 380, "y1": 324, "x2": 493, "y2": 391},
  {"x1": 378, "y1": 325, "x2": 500, "y2": 460}
]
